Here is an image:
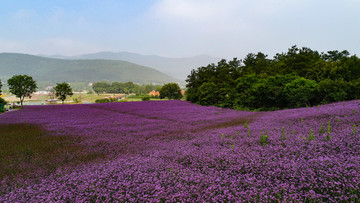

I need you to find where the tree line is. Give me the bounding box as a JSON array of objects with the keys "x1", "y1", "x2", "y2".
[
  {"x1": 0, "y1": 75, "x2": 73, "y2": 106},
  {"x1": 92, "y1": 81, "x2": 162, "y2": 95},
  {"x1": 186, "y1": 45, "x2": 360, "y2": 110}
]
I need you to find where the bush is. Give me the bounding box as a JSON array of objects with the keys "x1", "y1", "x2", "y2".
[
  {"x1": 95, "y1": 98, "x2": 111, "y2": 103},
  {"x1": 0, "y1": 97, "x2": 7, "y2": 104},
  {"x1": 142, "y1": 96, "x2": 150, "y2": 101}
]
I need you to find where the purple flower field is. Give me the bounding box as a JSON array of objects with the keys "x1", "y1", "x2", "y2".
[{"x1": 0, "y1": 100, "x2": 360, "y2": 202}]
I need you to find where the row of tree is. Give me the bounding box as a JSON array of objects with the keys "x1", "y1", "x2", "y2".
[
  {"x1": 186, "y1": 46, "x2": 360, "y2": 110},
  {"x1": 0, "y1": 75, "x2": 73, "y2": 106},
  {"x1": 92, "y1": 81, "x2": 162, "y2": 95}
]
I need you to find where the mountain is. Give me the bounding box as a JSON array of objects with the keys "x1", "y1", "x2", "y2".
[
  {"x1": 0, "y1": 53, "x2": 181, "y2": 90},
  {"x1": 47, "y1": 52, "x2": 221, "y2": 80}
]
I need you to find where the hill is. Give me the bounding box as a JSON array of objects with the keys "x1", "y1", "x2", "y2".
[
  {"x1": 0, "y1": 53, "x2": 181, "y2": 90},
  {"x1": 44, "y1": 52, "x2": 221, "y2": 80}
]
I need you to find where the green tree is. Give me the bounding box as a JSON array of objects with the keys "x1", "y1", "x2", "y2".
[
  {"x1": 7, "y1": 75, "x2": 37, "y2": 106},
  {"x1": 198, "y1": 82, "x2": 218, "y2": 105},
  {"x1": 92, "y1": 82, "x2": 111, "y2": 94},
  {"x1": 54, "y1": 82, "x2": 73, "y2": 104},
  {"x1": 159, "y1": 83, "x2": 182, "y2": 100},
  {"x1": 284, "y1": 77, "x2": 318, "y2": 107},
  {"x1": 317, "y1": 79, "x2": 347, "y2": 103},
  {"x1": 242, "y1": 52, "x2": 271, "y2": 75}
]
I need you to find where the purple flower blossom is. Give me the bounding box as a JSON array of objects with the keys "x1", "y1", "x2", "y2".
[{"x1": 0, "y1": 100, "x2": 360, "y2": 202}]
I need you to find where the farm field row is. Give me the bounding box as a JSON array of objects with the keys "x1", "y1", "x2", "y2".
[{"x1": 0, "y1": 100, "x2": 359, "y2": 202}]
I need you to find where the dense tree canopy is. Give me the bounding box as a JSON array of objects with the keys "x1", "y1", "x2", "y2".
[
  {"x1": 7, "y1": 75, "x2": 37, "y2": 106},
  {"x1": 186, "y1": 46, "x2": 360, "y2": 110},
  {"x1": 159, "y1": 83, "x2": 182, "y2": 100},
  {"x1": 54, "y1": 82, "x2": 73, "y2": 104}
]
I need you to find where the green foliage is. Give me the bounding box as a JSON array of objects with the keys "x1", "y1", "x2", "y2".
[
  {"x1": 186, "y1": 45, "x2": 360, "y2": 110},
  {"x1": 319, "y1": 123, "x2": 325, "y2": 136},
  {"x1": 0, "y1": 97, "x2": 6, "y2": 105},
  {"x1": 73, "y1": 97, "x2": 81, "y2": 104},
  {"x1": 92, "y1": 82, "x2": 111, "y2": 94},
  {"x1": 92, "y1": 81, "x2": 162, "y2": 95},
  {"x1": 352, "y1": 125, "x2": 357, "y2": 136},
  {"x1": 317, "y1": 79, "x2": 348, "y2": 103},
  {"x1": 54, "y1": 82, "x2": 73, "y2": 104},
  {"x1": 0, "y1": 79, "x2": 5, "y2": 107},
  {"x1": 325, "y1": 128, "x2": 331, "y2": 141},
  {"x1": 283, "y1": 77, "x2": 318, "y2": 108},
  {"x1": 197, "y1": 82, "x2": 219, "y2": 105},
  {"x1": 159, "y1": 83, "x2": 182, "y2": 100},
  {"x1": 7, "y1": 75, "x2": 37, "y2": 106},
  {"x1": 259, "y1": 130, "x2": 269, "y2": 145},
  {"x1": 95, "y1": 97, "x2": 117, "y2": 103},
  {"x1": 244, "y1": 121, "x2": 248, "y2": 128},
  {"x1": 142, "y1": 96, "x2": 150, "y2": 101},
  {"x1": 281, "y1": 126, "x2": 286, "y2": 140},
  {"x1": 308, "y1": 129, "x2": 315, "y2": 141},
  {"x1": 327, "y1": 120, "x2": 332, "y2": 133}
]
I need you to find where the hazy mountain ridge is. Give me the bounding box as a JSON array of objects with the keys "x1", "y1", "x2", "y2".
[
  {"x1": 0, "y1": 53, "x2": 181, "y2": 89},
  {"x1": 42, "y1": 51, "x2": 221, "y2": 80}
]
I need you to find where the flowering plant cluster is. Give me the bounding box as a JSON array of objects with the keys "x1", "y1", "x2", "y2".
[{"x1": 0, "y1": 100, "x2": 359, "y2": 202}]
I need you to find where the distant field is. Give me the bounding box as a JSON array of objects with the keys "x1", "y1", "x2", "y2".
[
  {"x1": 2, "y1": 93, "x2": 163, "y2": 104},
  {"x1": 0, "y1": 100, "x2": 359, "y2": 202}
]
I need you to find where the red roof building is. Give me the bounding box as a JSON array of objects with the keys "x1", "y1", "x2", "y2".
[{"x1": 149, "y1": 90, "x2": 160, "y2": 96}]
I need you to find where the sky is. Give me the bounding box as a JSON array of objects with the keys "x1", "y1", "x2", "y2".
[{"x1": 1, "y1": 0, "x2": 359, "y2": 59}]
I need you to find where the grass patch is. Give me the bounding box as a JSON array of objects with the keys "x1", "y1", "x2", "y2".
[{"x1": 0, "y1": 124, "x2": 105, "y2": 181}]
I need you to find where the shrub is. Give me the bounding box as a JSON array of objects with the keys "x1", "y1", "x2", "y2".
[
  {"x1": 95, "y1": 98, "x2": 111, "y2": 103},
  {"x1": 142, "y1": 96, "x2": 150, "y2": 101}
]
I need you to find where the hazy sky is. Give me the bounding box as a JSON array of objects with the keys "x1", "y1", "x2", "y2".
[{"x1": 1, "y1": 0, "x2": 359, "y2": 59}]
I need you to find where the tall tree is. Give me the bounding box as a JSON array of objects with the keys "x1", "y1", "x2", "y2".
[
  {"x1": 7, "y1": 75, "x2": 37, "y2": 106},
  {"x1": 54, "y1": 82, "x2": 73, "y2": 104}
]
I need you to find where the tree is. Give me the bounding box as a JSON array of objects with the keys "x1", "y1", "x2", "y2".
[
  {"x1": 198, "y1": 82, "x2": 218, "y2": 106},
  {"x1": 54, "y1": 82, "x2": 73, "y2": 104},
  {"x1": 159, "y1": 83, "x2": 182, "y2": 100},
  {"x1": 283, "y1": 78, "x2": 318, "y2": 108},
  {"x1": 0, "y1": 79, "x2": 2, "y2": 95},
  {"x1": 92, "y1": 82, "x2": 111, "y2": 94},
  {"x1": 7, "y1": 75, "x2": 37, "y2": 106}
]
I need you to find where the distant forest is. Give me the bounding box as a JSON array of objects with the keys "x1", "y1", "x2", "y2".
[
  {"x1": 186, "y1": 45, "x2": 360, "y2": 110},
  {"x1": 92, "y1": 81, "x2": 162, "y2": 95}
]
